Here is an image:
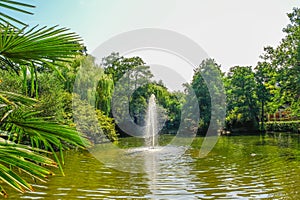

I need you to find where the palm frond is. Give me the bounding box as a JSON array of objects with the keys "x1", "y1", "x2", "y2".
[
  {"x1": 1, "y1": 107, "x2": 90, "y2": 175},
  {"x1": 0, "y1": 0, "x2": 35, "y2": 27},
  {"x1": 0, "y1": 91, "x2": 90, "y2": 175},
  {"x1": 0, "y1": 141, "x2": 56, "y2": 197},
  {"x1": 0, "y1": 91, "x2": 37, "y2": 106},
  {"x1": 0, "y1": 90, "x2": 38, "y2": 122},
  {"x1": 0, "y1": 24, "x2": 83, "y2": 74}
]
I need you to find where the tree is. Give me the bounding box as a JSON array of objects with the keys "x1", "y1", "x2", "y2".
[
  {"x1": 72, "y1": 55, "x2": 103, "y2": 103},
  {"x1": 103, "y1": 53, "x2": 155, "y2": 136},
  {"x1": 254, "y1": 61, "x2": 277, "y2": 131},
  {"x1": 225, "y1": 66, "x2": 259, "y2": 131},
  {"x1": 259, "y1": 8, "x2": 300, "y2": 118},
  {"x1": 103, "y1": 52, "x2": 148, "y2": 84},
  {"x1": 190, "y1": 58, "x2": 225, "y2": 135},
  {"x1": 96, "y1": 74, "x2": 114, "y2": 115},
  {"x1": 102, "y1": 53, "x2": 153, "y2": 107}
]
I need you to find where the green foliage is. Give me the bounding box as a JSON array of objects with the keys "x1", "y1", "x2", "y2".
[
  {"x1": 96, "y1": 74, "x2": 114, "y2": 115},
  {"x1": 0, "y1": 91, "x2": 89, "y2": 196},
  {"x1": 259, "y1": 7, "x2": 300, "y2": 118},
  {"x1": 102, "y1": 54, "x2": 157, "y2": 135},
  {"x1": 265, "y1": 121, "x2": 300, "y2": 132},
  {"x1": 0, "y1": 0, "x2": 34, "y2": 27},
  {"x1": 73, "y1": 55, "x2": 103, "y2": 103},
  {"x1": 0, "y1": 70, "x2": 22, "y2": 93},
  {"x1": 190, "y1": 58, "x2": 225, "y2": 135},
  {"x1": 225, "y1": 66, "x2": 259, "y2": 131},
  {"x1": 72, "y1": 96, "x2": 118, "y2": 143},
  {"x1": 1, "y1": 64, "x2": 71, "y2": 124},
  {"x1": 254, "y1": 61, "x2": 279, "y2": 130},
  {"x1": 130, "y1": 83, "x2": 181, "y2": 132},
  {"x1": 103, "y1": 52, "x2": 149, "y2": 84},
  {"x1": 100, "y1": 53, "x2": 184, "y2": 135},
  {"x1": 179, "y1": 84, "x2": 200, "y2": 134},
  {"x1": 0, "y1": 141, "x2": 57, "y2": 197},
  {"x1": 35, "y1": 73, "x2": 69, "y2": 122}
]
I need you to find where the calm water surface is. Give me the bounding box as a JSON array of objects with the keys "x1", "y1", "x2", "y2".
[{"x1": 7, "y1": 133, "x2": 300, "y2": 199}]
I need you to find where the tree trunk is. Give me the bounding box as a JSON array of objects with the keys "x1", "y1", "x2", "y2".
[{"x1": 261, "y1": 100, "x2": 265, "y2": 131}]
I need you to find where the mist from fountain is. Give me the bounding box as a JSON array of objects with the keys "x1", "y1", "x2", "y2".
[{"x1": 145, "y1": 94, "x2": 158, "y2": 148}]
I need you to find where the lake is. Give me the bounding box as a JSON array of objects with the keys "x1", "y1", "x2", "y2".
[{"x1": 6, "y1": 132, "x2": 300, "y2": 199}]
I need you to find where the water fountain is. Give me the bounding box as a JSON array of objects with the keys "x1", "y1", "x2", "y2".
[{"x1": 145, "y1": 94, "x2": 158, "y2": 148}]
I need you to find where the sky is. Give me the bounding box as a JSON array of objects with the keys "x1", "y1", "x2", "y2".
[{"x1": 11, "y1": 0, "x2": 299, "y2": 89}]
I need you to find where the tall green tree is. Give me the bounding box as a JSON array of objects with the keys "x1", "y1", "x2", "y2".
[
  {"x1": 190, "y1": 58, "x2": 225, "y2": 135},
  {"x1": 259, "y1": 8, "x2": 300, "y2": 118},
  {"x1": 72, "y1": 55, "x2": 103, "y2": 103},
  {"x1": 254, "y1": 61, "x2": 277, "y2": 130},
  {"x1": 96, "y1": 74, "x2": 114, "y2": 115},
  {"x1": 103, "y1": 52, "x2": 148, "y2": 84},
  {"x1": 225, "y1": 66, "x2": 259, "y2": 131},
  {"x1": 103, "y1": 53, "x2": 154, "y2": 135}
]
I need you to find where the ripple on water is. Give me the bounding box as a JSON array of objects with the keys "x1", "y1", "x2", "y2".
[
  {"x1": 8, "y1": 134, "x2": 300, "y2": 200},
  {"x1": 20, "y1": 196, "x2": 44, "y2": 200}
]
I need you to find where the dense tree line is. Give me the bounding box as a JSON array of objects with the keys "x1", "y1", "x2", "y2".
[
  {"x1": 92, "y1": 8, "x2": 300, "y2": 135},
  {"x1": 191, "y1": 8, "x2": 299, "y2": 133},
  {"x1": 222, "y1": 8, "x2": 299, "y2": 132}
]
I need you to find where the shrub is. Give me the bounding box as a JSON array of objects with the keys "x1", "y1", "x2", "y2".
[
  {"x1": 72, "y1": 96, "x2": 118, "y2": 143},
  {"x1": 265, "y1": 121, "x2": 300, "y2": 133}
]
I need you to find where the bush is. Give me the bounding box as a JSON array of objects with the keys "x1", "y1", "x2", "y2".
[
  {"x1": 265, "y1": 121, "x2": 300, "y2": 133},
  {"x1": 72, "y1": 96, "x2": 118, "y2": 143},
  {"x1": 36, "y1": 73, "x2": 69, "y2": 122}
]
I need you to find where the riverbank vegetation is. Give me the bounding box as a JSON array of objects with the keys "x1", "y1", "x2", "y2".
[
  {"x1": 0, "y1": 0, "x2": 299, "y2": 197},
  {"x1": 0, "y1": 0, "x2": 89, "y2": 197}
]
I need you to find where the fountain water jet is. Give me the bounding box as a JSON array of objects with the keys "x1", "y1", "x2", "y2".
[{"x1": 145, "y1": 94, "x2": 158, "y2": 148}]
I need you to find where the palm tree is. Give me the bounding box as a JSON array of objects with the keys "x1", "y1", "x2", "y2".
[{"x1": 0, "y1": 0, "x2": 90, "y2": 197}]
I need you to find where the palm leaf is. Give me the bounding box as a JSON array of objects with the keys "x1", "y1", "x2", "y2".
[
  {"x1": 0, "y1": 0, "x2": 35, "y2": 27},
  {"x1": 0, "y1": 141, "x2": 56, "y2": 197},
  {"x1": 0, "y1": 24, "x2": 83, "y2": 75},
  {"x1": 2, "y1": 108, "x2": 90, "y2": 175},
  {"x1": 0, "y1": 91, "x2": 90, "y2": 176},
  {"x1": 0, "y1": 90, "x2": 38, "y2": 123},
  {"x1": 0, "y1": 91, "x2": 37, "y2": 106}
]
